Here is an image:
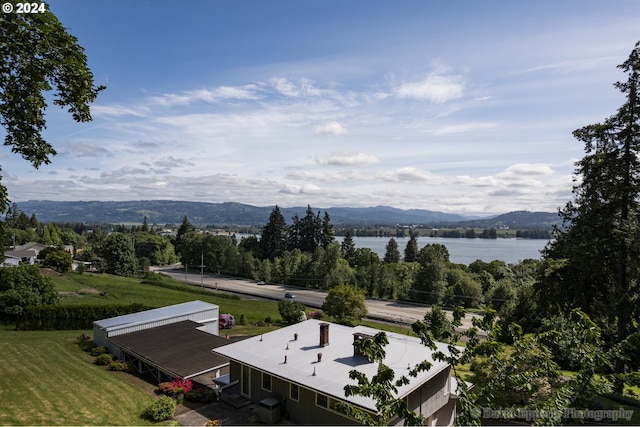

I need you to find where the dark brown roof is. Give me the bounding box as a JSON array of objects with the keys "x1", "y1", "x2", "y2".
[{"x1": 108, "y1": 320, "x2": 236, "y2": 378}]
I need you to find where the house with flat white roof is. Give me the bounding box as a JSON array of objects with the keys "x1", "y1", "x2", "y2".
[{"x1": 213, "y1": 319, "x2": 460, "y2": 425}]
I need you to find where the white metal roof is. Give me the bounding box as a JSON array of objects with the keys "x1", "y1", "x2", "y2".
[
  {"x1": 213, "y1": 319, "x2": 459, "y2": 413},
  {"x1": 93, "y1": 300, "x2": 218, "y2": 332}
]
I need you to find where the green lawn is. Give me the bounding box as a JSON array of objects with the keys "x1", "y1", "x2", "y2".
[
  {"x1": 52, "y1": 271, "x2": 283, "y2": 325},
  {"x1": 0, "y1": 326, "x2": 157, "y2": 426}
]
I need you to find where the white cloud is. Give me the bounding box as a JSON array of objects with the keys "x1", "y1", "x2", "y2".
[
  {"x1": 315, "y1": 152, "x2": 379, "y2": 166},
  {"x1": 149, "y1": 85, "x2": 261, "y2": 107},
  {"x1": 498, "y1": 163, "x2": 555, "y2": 177},
  {"x1": 432, "y1": 122, "x2": 498, "y2": 136},
  {"x1": 62, "y1": 142, "x2": 111, "y2": 158},
  {"x1": 92, "y1": 104, "x2": 148, "y2": 117},
  {"x1": 395, "y1": 74, "x2": 464, "y2": 103},
  {"x1": 312, "y1": 121, "x2": 348, "y2": 136},
  {"x1": 270, "y1": 77, "x2": 323, "y2": 97}
]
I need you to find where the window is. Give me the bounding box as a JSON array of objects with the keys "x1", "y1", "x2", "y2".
[
  {"x1": 261, "y1": 373, "x2": 272, "y2": 392},
  {"x1": 316, "y1": 393, "x2": 328, "y2": 408},
  {"x1": 290, "y1": 383, "x2": 299, "y2": 401}
]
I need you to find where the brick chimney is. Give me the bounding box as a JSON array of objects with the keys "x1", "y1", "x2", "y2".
[
  {"x1": 319, "y1": 323, "x2": 329, "y2": 347},
  {"x1": 353, "y1": 332, "x2": 374, "y2": 359}
]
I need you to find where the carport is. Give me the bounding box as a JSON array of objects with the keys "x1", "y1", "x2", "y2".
[{"x1": 108, "y1": 320, "x2": 236, "y2": 383}]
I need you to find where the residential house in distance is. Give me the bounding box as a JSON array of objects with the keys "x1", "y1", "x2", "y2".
[
  {"x1": 2, "y1": 241, "x2": 75, "y2": 267},
  {"x1": 213, "y1": 319, "x2": 461, "y2": 426}
]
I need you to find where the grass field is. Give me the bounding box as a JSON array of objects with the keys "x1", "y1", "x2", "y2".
[
  {"x1": 51, "y1": 271, "x2": 284, "y2": 326},
  {"x1": 0, "y1": 326, "x2": 158, "y2": 426}
]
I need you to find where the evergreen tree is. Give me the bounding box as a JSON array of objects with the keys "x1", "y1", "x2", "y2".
[
  {"x1": 287, "y1": 214, "x2": 301, "y2": 251},
  {"x1": 404, "y1": 234, "x2": 418, "y2": 262},
  {"x1": 538, "y1": 42, "x2": 640, "y2": 382},
  {"x1": 174, "y1": 215, "x2": 193, "y2": 256},
  {"x1": 29, "y1": 213, "x2": 38, "y2": 228},
  {"x1": 260, "y1": 205, "x2": 288, "y2": 260},
  {"x1": 289, "y1": 205, "x2": 323, "y2": 253},
  {"x1": 321, "y1": 211, "x2": 335, "y2": 249},
  {"x1": 383, "y1": 238, "x2": 400, "y2": 263},
  {"x1": 341, "y1": 230, "x2": 357, "y2": 265},
  {"x1": 299, "y1": 205, "x2": 322, "y2": 253},
  {"x1": 413, "y1": 244, "x2": 449, "y2": 304}
]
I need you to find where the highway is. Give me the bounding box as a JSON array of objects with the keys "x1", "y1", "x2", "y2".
[{"x1": 151, "y1": 265, "x2": 481, "y2": 331}]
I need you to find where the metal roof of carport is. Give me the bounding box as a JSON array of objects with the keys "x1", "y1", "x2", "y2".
[
  {"x1": 108, "y1": 320, "x2": 241, "y2": 379},
  {"x1": 94, "y1": 300, "x2": 217, "y2": 332}
]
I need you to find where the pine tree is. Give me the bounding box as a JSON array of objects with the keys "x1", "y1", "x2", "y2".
[
  {"x1": 341, "y1": 230, "x2": 357, "y2": 264},
  {"x1": 321, "y1": 211, "x2": 335, "y2": 249},
  {"x1": 404, "y1": 234, "x2": 418, "y2": 262},
  {"x1": 383, "y1": 238, "x2": 400, "y2": 263},
  {"x1": 538, "y1": 41, "x2": 640, "y2": 380},
  {"x1": 260, "y1": 205, "x2": 288, "y2": 260},
  {"x1": 174, "y1": 215, "x2": 194, "y2": 256}
]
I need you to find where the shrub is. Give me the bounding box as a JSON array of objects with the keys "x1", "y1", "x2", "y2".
[
  {"x1": 309, "y1": 311, "x2": 323, "y2": 319},
  {"x1": 278, "y1": 300, "x2": 306, "y2": 325},
  {"x1": 185, "y1": 387, "x2": 219, "y2": 403},
  {"x1": 238, "y1": 314, "x2": 246, "y2": 325},
  {"x1": 90, "y1": 346, "x2": 108, "y2": 356},
  {"x1": 108, "y1": 360, "x2": 135, "y2": 372},
  {"x1": 144, "y1": 396, "x2": 176, "y2": 422},
  {"x1": 94, "y1": 353, "x2": 114, "y2": 365}
]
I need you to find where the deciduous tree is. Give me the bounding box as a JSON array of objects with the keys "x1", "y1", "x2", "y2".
[
  {"x1": 0, "y1": 264, "x2": 58, "y2": 318},
  {"x1": 0, "y1": 5, "x2": 104, "y2": 211},
  {"x1": 321, "y1": 283, "x2": 368, "y2": 324}
]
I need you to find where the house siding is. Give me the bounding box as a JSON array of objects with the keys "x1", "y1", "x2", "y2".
[
  {"x1": 407, "y1": 367, "x2": 451, "y2": 418},
  {"x1": 230, "y1": 362, "x2": 361, "y2": 425}
]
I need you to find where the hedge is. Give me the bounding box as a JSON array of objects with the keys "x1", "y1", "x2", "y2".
[{"x1": 15, "y1": 303, "x2": 153, "y2": 330}]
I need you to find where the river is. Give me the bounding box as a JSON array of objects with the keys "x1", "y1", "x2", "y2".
[{"x1": 346, "y1": 236, "x2": 549, "y2": 265}]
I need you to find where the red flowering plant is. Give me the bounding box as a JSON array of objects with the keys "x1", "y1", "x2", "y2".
[{"x1": 156, "y1": 376, "x2": 193, "y2": 396}]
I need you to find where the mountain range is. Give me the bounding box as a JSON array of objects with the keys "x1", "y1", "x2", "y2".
[{"x1": 13, "y1": 200, "x2": 560, "y2": 229}]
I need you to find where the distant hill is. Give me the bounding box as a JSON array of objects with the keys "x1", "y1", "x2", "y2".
[
  {"x1": 445, "y1": 210, "x2": 561, "y2": 229},
  {"x1": 13, "y1": 200, "x2": 558, "y2": 229}
]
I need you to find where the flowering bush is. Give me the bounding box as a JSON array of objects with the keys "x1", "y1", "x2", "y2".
[
  {"x1": 157, "y1": 376, "x2": 193, "y2": 396},
  {"x1": 205, "y1": 419, "x2": 221, "y2": 426}
]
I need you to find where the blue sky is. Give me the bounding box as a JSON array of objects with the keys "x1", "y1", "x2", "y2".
[{"x1": 2, "y1": 1, "x2": 639, "y2": 216}]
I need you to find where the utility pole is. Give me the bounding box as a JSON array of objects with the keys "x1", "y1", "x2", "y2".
[{"x1": 199, "y1": 253, "x2": 206, "y2": 287}]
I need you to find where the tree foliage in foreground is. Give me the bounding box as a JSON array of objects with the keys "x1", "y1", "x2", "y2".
[
  {"x1": 0, "y1": 4, "x2": 104, "y2": 211},
  {"x1": 340, "y1": 307, "x2": 639, "y2": 426}
]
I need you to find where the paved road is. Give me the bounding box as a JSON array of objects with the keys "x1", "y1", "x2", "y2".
[{"x1": 151, "y1": 265, "x2": 481, "y2": 331}]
